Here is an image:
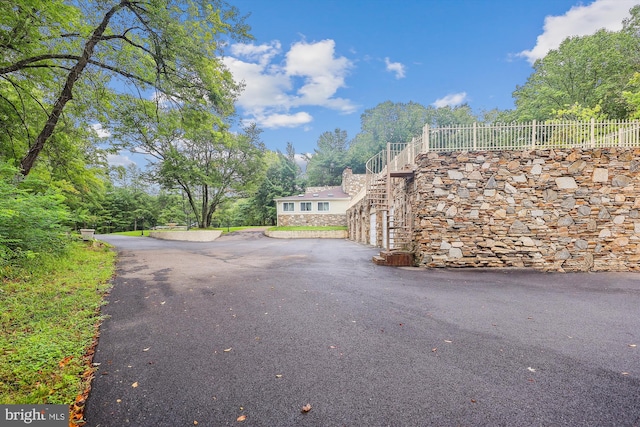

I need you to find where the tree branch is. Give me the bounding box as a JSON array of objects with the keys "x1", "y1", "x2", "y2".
[
  {"x1": 0, "y1": 54, "x2": 81, "y2": 75},
  {"x1": 1, "y1": 54, "x2": 185, "y2": 101},
  {"x1": 20, "y1": 1, "x2": 128, "y2": 176}
]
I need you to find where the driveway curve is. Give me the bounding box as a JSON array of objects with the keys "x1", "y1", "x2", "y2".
[{"x1": 85, "y1": 230, "x2": 640, "y2": 426}]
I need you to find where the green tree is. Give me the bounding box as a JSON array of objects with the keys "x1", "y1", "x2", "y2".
[
  {"x1": 349, "y1": 102, "x2": 430, "y2": 167},
  {"x1": 155, "y1": 190, "x2": 189, "y2": 227},
  {"x1": 305, "y1": 129, "x2": 349, "y2": 186},
  {"x1": 120, "y1": 100, "x2": 265, "y2": 228},
  {"x1": 247, "y1": 147, "x2": 304, "y2": 225},
  {"x1": 513, "y1": 25, "x2": 639, "y2": 120},
  {"x1": 0, "y1": 0, "x2": 250, "y2": 176},
  {"x1": 0, "y1": 1, "x2": 109, "y2": 223},
  {"x1": 347, "y1": 101, "x2": 478, "y2": 171},
  {"x1": 552, "y1": 103, "x2": 607, "y2": 121},
  {"x1": 622, "y1": 5, "x2": 640, "y2": 38},
  {"x1": 97, "y1": 182, "x2": 155, "y2": 232},
  {"x1": 0, "y1": 162, "x2": 71, "y2": 266},
  {"x1": 623, "y1": 72, "x2": 640, "y2": 119},
  {"x1": 101, "y1": 163, "x2": 155, "y2": 230}
]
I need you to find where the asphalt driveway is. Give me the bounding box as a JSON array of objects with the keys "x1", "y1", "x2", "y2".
[{"x1": 85, "y1": 230, "x2": 640, "y2": 426}]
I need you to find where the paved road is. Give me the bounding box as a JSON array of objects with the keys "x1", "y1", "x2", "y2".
[{"x1": 85, "y1": 230, "x2": 640, "y2": 426}]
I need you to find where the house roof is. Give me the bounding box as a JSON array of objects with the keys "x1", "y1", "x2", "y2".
[{"x1": 275, "y1": 186, "x2": 351, "y2": 201}]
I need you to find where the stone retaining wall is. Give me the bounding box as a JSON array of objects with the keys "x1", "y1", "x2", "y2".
[
  {"x1": 413, "y1": 148, "x2": 640, "y2": 271},
  {"x1": 265, "y1": 229, "x2": 348, "y2": 239},
  {"x1": 342, "y1": 167, "x2": 367, "y2": 196},
  {"x1": 277, "y1": 213, "x2": 346, "y2": 227},
  {"x1": 347, "y1": 201, "x2": 374, "y2": 245}
]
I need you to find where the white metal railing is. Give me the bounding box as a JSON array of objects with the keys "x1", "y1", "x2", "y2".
[{"x1": 423, "y1": 119, "x2": 640, "y2": 152}]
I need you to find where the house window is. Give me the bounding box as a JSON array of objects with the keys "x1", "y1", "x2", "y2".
[
  {"x1": 300, "y1": 202, "x2": 312, "y2": 211},
  {"x1": 318, "y1": 202, "x2": 329, "y2": 211},
  {"x1": 283, "y1": 202, "x2": 294, "y2": 212}
]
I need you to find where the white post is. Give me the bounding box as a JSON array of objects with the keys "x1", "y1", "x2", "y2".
[
  {"x1": 590, "y1": 118, "x2": 595, "y2": 148},
  {"x1": 619, "y1": 126, "x2": 624, "y2": 147},
  {"x1": 531, "y1": 120, "x2": 537, "y2": 150},
  {"x1": 422, "y1": 124, "x2": 430, "y2": 153},
  {"x1": 410, "y1": 137, "x2": 415, "y2": 166},
  {"x1": 473, "y1": 122, "x2": 477, "y2": 151}
]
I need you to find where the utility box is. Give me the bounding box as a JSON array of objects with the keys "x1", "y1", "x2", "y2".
[{"x1": 80, "y1": 229, "x2": 95, "y2": 241}]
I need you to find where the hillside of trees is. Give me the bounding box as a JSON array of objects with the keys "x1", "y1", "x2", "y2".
[{"x1": 1, "y1": 2, "x2": 640, "y2": 268}]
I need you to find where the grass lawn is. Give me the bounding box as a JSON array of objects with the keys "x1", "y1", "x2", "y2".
[
  {"x1": 212, "y1": 226, "x2": 267, "y2": 233},
  {"x1": 0, "y1": 240, "x2": 116, "y2": 422},
  {"x1": 110, "y1": 230, "x2": 150, "y2": 236}
]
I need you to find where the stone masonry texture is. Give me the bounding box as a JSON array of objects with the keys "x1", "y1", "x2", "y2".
[
  {"x1": 349, "y1": 148, "x2": 640, "y2": 272},
  {"x1": 278, "y1": 213, "x2": 346, "y2": 227},
  {"x1": 341, "y1": 167, "x2": 366, "y2": 196}
]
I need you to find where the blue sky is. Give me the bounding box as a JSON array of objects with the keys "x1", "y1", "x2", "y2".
[
  {"x1": 105, "y1": 0, "x2": 638, "y2": 166},
  {"x1": 220, "y1": 0, "x2": 638, "y2": 155}
]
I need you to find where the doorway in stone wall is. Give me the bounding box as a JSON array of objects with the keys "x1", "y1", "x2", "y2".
[{"x1": 369, "y1": 212, "x2": 377, "y2": 246}]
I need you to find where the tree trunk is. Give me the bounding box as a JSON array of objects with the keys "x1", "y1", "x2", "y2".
[
  {"x1": 20, "y1": 2, "x2": 126, "y2": 176},
  {"x1": 201, "y1": 184, "x2": 209, "y2": 228},
  {"x1": 182, "y1": 185, "x2": 200, "y2": 228},
  {"x1": 205, "y1": 204, "x2": 216, "y2": 228}
]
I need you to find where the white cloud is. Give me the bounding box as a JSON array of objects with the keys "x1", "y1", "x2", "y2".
[
  {"x1": 230, "y1": 40, "x2": 281, "y2": 65},
  {"x1": 106, "y1": 153, "x2": 135, "y2": 167},
  {"x1": 433, "y1": 92, "x2": 468, "y2": 108},
  {"x1": 224, "y1": 56, "x2": 292, "y2": 111},
  {"x1": 286, "y1": 40, "x2": 354, "y2": 111},
  {"x1": 223, "y1": 39, "x2": 356, "y2": 129},
  {"x1": 255, "y1": 112, "x2": 313, "y2": 129},
  {"x1": 384, "y1": 57, "x2": 406, "y2": 79},
  {"x1": 91, "y1": 123, "x2": 111, "y2": 138},
  {"x1": 519, "y1": 0, "x2": 637, "y2": 64}
]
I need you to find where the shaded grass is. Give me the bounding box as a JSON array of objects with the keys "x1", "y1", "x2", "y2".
[
  {"x1": 212, "y1": 226, "x2": 266, "y2": 233},
  {"x1": 0, "y1": 241, "x2": 116, "y2": 405},
  {"x1": 110, "y1": 230, "x2": 150, "y2": 236}
]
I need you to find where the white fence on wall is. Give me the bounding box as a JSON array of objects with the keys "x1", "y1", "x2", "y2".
[
  {"x1": 420, "y1": 120, "x2": 640, "y2": 152},
  {"x1": 422, "y1": 119, "x2": 640, "y2": 153},
  {"x1": 366, "y1": 119, "x2": 640, "y2": 176}
]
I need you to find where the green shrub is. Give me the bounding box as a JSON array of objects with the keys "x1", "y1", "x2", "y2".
[{"x1": 0, "y1": 163, "x2": 71, "y2": 266}]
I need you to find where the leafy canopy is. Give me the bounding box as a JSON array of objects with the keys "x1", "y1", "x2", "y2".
[
  {"x1": 513, "y1": 10, "x2": 640, "y2": 121},
  {"x1": 0, "y1": 0, "x2": 251, "y2": 175}
]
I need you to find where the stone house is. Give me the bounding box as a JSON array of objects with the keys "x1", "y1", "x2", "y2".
[{"x1": 275, "y1": 168, "x2": 366, "y2": 227}]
